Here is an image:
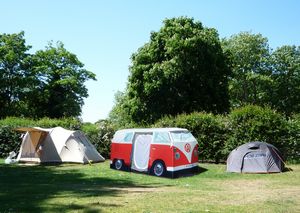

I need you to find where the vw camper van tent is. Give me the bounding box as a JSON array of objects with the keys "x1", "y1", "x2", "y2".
[
  {"x1": 110, "y1": 128, "x2": 199, "y2": 177},
  {"x1": 16, "y1": 127, "x2": 105, "y2": 164},
  {"x1": 227, "y1": 141, "x2": 283, "y2": 173}
]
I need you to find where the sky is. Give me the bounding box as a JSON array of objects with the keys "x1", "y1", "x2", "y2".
[{"x1": 1, "y1": 0, "x2": 300, "y2": 123}]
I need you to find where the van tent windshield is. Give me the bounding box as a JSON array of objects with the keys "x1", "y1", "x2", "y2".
[{"x1": 170, "y1": 131, "x2": 196, "y2": 143}]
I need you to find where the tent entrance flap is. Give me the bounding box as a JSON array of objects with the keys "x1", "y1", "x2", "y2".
[{"x1": 131, "y1": 134, "x2": 152, "y2": 172}]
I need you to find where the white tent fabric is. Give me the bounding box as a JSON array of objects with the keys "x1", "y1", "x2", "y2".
[
  {"x1": 16, "y1": 127, "x2": 105, "y2": 164},
  {"x1": 131, "y1": 134, "x2": 152, "y2": 172}
]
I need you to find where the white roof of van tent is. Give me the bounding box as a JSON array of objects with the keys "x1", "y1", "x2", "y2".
[
  {"x1": 16, "y1": 127, "x2": 105, "y2": 164},
  {"x1": 115, "y1": 128, "x2": 188, "y2": 133}
]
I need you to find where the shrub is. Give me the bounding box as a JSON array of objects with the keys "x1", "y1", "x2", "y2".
[
  {"x1": 81, "y1": 120, "x2": 116, "y2": 159},
  {"x1": 154, "y1": 112, "x2": 228, "y2": 163},
  {"x1": 0, "y1": 126, "x2": 20, "y2": 158},
  {"x1": 286, "y1": 114, "x2": 300, "y2": 162},
  {"x1": 226, "y1": 105, "x2": 290, "y2": 159}
]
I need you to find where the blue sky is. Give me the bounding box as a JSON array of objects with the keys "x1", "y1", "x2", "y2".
[{"x1": 1, "y1": 0, "x2": 299, "y2": 123}]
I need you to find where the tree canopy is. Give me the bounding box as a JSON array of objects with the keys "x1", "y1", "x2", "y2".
[
  {"x1": 0, "y1": 32, "x2": 96, "y2": 119},
  {"x1": 223, "y1": 32, "x2": 300, "y2": 116},
  {"x1": 0, "y1": 32, "x2": 31, "y2": 118},
  {"x1": 270, "y1": 45, "x2": 300, "y2": 115},
  {"x1": 112, "y1": 17, "x2": 231, "y2": 124},
  {"x1": 222, "y1": 32, "x2": 272, "y2": 107}
]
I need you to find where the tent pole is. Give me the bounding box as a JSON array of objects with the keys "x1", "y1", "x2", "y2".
[{"x1": 271, "y1": 147, "x2": 292, "y2": 172}]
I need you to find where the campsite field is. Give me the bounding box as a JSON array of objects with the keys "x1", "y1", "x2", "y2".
[{"x1": 0, "y1": 160, "x2": 299, "y2": 213}]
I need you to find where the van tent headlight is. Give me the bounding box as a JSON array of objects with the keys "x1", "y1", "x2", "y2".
[{"x1": 175, "y1": 152, "x2": 180, "y2": 160}]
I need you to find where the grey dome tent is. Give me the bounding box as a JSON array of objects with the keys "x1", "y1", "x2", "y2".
[{"x1": 227, "y1": 141, "x2": 283, "y2": 173}]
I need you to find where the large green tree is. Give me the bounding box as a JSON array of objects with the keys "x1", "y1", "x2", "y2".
[
  {"x1": 271, "y1": 45, "x2": 300, "y2": 115},
  {"x1": 0, "y1": 32, "x2": 31, "y2": 118},
  {"x1": 222, "y1": 32, "x2": 273, "y2": 108},
  {"x1": 27, "y1": 41, "x2": 96, "y2": 118},
  {"x1": 108, "y1": 91, "x2": 134, "y2": 128},
  {"x1": 114, "y1": 17, "x2": 231, "y2": 124}
]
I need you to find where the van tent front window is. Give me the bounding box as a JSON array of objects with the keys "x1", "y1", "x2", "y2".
[{"x1": 171, "y1": 131, "x2": 196, "y2": 143}]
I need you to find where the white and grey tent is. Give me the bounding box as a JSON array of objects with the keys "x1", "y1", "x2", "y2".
[
  {"x1": 16, "y1": 127, "x2": 105, "y2": 164},
  {"x1": 227, "y1": 141, "x2": 283, "y2": 173}
]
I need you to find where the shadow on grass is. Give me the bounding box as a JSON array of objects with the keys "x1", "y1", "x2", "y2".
[
  {"x1": 176, "y1": 166, "x2": 208, "y2": 178},
  {"x1": 283, "y1": 167, "x2": 293, "y2": 172},
  {"x1": 0, "y1": 163, "x2": 167, "y2": 212}
]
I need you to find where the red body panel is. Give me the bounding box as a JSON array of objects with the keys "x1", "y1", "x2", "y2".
[
  {"x1": 111, "y1": 142, "x2": 199, "y2": 169},
  {"x1": 148, "y1": 144, "x2": 174, "y2": 168},
  {"x1": 110, "y1": 143, "x2": 132, "y2": 166}
]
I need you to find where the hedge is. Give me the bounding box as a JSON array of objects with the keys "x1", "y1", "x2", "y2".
[
  {"x1": 81, "y1": 120, "x2": 116, "y2": 159},
  {"x1": 154, "y1": 106, "x2": 299, "y2": 162},
  {"x1": 0, "y1": 106, "x2": 299, "y2": 162},
  {"x1": 226, "y1": 105, "x2": 290, "y2": 159},
  {"x1": 0, "y1": 117, "x2": 82, "y2": 158},
  {"x1": 154, "y1": 112, "x2": 228, "y2": 163}
]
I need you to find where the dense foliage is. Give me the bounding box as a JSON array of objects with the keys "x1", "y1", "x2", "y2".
[
  {"x1": 81, "y1": 120, "x2": 116, "y2": 159},
  {"x1": 226, "y1": 105, "x2": 289, "y2": 158},
  {"x1": 270, "y1": 46, "x2": 300, "y2": 115},
  {"x1": 222, "y1": 32, "x2": 272, "y2": 107},
  {"x1": 0, "y1": 32, "x2": 95, "y2": 119},
  {"x1": 154, "y1": 113, "x2": 228, "y2": 163},
  {"x1": 154, "y1": 106, "x2": 299, "y2": 162},
  {"x1": 0, "y1": 32, "x2": 32, "y2": 118},
  {"x1": 111, "y1": 17, "x2": 231, "y2": 124},
  {"x1": 222, "y1": 32, "x2": 300, "y2": 116},
  {"x1": 0, "y1": 106, "x2": 299, "y2": 162}
]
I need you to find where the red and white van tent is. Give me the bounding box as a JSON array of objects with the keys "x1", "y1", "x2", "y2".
[{"x1": 110, "y1": 128, "x2": 199, "y2": 177}]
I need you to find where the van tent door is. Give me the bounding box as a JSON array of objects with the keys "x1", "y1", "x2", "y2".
[{"x1": 131, "y1": 133, "x2": 152, "y2": 172}]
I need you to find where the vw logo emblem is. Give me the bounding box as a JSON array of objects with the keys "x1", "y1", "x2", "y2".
[{"x1": 184, "y1": 143, "x2": 191, "y2": 153}]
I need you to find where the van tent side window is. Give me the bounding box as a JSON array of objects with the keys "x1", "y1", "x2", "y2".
[
  {"x1": 124, "y1": 132, "x2": 133, "y2": 142},
  {"x1": 153, "y1": 132, "x2": 171, "y2": 144},
  {"x1": 113, "y1": 131, "x2": 133, "y2": 143}
]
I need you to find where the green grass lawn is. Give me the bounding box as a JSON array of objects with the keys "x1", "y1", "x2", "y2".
[{"x1": 0, "y1": 160, "x2": 299, "y2": 213}]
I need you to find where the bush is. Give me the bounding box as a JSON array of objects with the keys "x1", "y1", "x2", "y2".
[
  {"x1": 226, "y1": 105, "x2": 290, "y2": 159},
  {"x1": 1, "y1": 107, "x2": 299, "y2": 162},
  {"x1": 81, "y1": 120, "x2": 116, "y2": 159},
  {"x1": 286, "y1": 114, "x2": 300, "y2": 162},
  {"x1": 0, "y1": 126, "x2": 20, "y2": 158},
  {"x1": 154, "y1": 112, "x2": 228, "y2": 163},
  {"x1": 0, "y1": 117, "x2": 81, "y2": 129},
  {"x1": 154, "y1": 106, "x2": 299, "y2": 162}
]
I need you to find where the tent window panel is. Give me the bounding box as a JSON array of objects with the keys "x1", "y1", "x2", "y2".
[
  {"x1": 113, "y1": 131, "x2": 133, "y2": 143},
  {"x1": 124, "y1": 132, "x2": 133, "y2": 142},
  {"x1": 249, "y1": 146, "x2": 259, "y2": 150},
  {"x1": 77, "y1": 135, "x2": 89, "y2": 147},
  {"x1": 153, "y1": 132, "x2": 170, "y2": 144}
]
